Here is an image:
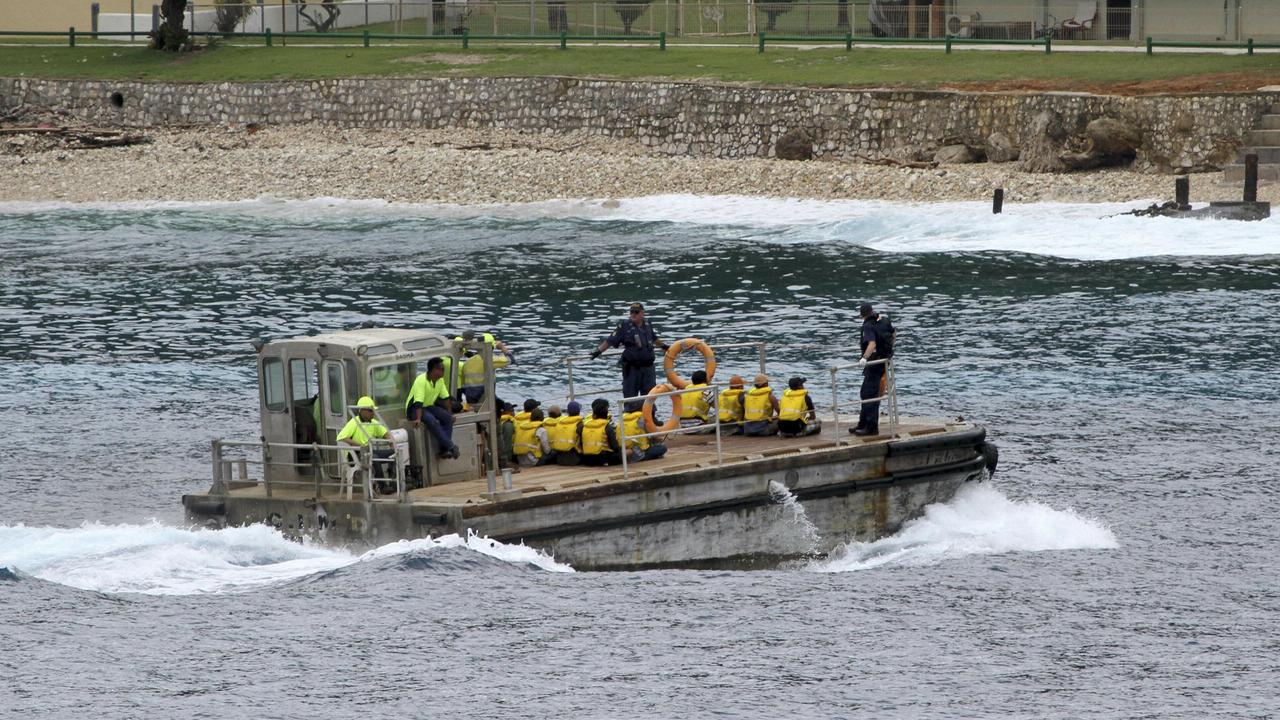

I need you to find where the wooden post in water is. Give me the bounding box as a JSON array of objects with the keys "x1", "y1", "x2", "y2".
[
  {"x1": 1175, "y1": 175, "x2": 1190, "y2": 210},
  {"x1": 992, "y1": 188, "x2": 1004, "y2": 214},
  {"x1": 1244, "y1": 153, "x2": 1259, "y2": 202}
]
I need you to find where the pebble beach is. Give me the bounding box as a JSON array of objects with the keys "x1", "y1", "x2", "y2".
[{"x1": 1, "y1": 123, "x2": 1269, "y2": 205}]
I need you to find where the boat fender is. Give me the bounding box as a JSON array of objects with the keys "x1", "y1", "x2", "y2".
[
  {"x1": 662, "y1": 337, "x2": 717, "y2": 389},
  {"x1": 186, "y1": 498, "x2": 225, "y2": 516},
  {"x1": 981, "y1": 441, "x2": 999, "y2": 478},
  {"x1": 643, "y1": 383, "x2": 683, "y2": 434}
]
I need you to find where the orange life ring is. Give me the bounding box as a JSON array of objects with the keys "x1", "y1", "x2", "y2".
[
  {"x1": 662, "y1": 337, "x2": 717, "y2": 390},
  {"x1": 643, "y1": 383, "x2": 682, "y2": 434}
]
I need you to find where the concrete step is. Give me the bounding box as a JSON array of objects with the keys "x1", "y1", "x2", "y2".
[
  {"x1": 1223, "y1": 163, "x2": 1280, "y2": 182},
  {"x1": 1248, "y1": 129, "x2": 1280, "y2": 146},
  {"x1": 1237, "y1": 146, "x2": 1280, "y2": 164},
  {"x1": 1259, "y1": 115, "x2": 1280, "y2": 130}
]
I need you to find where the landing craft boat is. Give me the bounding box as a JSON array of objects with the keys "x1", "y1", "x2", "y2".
[{"x1": 182, "y1": 328, "x2": 997, "y2": 570}]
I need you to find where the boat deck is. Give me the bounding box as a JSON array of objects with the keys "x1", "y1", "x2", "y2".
[{"x1": 220, "y1": 416, "x2": 967, "y2": 507}]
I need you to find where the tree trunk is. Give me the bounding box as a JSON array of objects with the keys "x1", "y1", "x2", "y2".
[{"x1": 153, "y1": 0, "x2": 190, "y2": 51}]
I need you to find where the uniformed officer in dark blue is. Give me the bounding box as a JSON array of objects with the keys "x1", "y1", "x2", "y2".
[
  {"x1": 590, "y1": 302, "x2": 668, "y2": 412},
  {"x1": 852, "y1": 301, "x2": 895, "y2": 436}
]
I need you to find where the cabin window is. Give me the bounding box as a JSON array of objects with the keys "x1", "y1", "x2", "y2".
[
  {"x1": 263, "y1": 358, "x2": 286, "y2": 412},
  {"x1": 370, "y1": 362, "x2": 416, "y2": 408},
  {"x1": 404, "y1": 338, "x2": 444, "y2": 351},
  {"x1": 290, "y1": 358, "x2": 318, "y2": 403},
  {"x1": 325, "y1": 363, "x2": 345, "y2": 418}
]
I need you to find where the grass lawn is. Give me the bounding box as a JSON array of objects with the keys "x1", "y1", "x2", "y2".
[{"x1": 2, "y1": 43, "x2": 1280, "y2": 92}]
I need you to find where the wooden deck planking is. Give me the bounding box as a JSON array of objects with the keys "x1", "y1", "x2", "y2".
[{"x1": 221, "y1": 418, "x2": 959, "y2": 506}]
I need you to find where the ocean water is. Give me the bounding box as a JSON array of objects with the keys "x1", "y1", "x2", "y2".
[{"x1": 1, "y1": 196, "x2": 1278, "y2": 718}]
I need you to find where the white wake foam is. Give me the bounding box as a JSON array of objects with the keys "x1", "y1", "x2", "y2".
[
  {"x1": 2, "y1": 194, "x2": 1275, "y2": 260},
  {"x1": 0, "y1": 521, "x2": 572, "y2": 595},
  {"x1": 811, "y1": 483, "x2": 1118, "y2": 573}
]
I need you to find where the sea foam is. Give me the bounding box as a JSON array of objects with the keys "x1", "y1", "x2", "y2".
[
  {"x1": 0, "y1": 521, "x2": 572, "y2": 596},
  {"x1": 811, "y1": 483, "x2": 1118, "y2": 573},
  {"x1": 2, "y1": 194, "x2": 1276, "y2": 261}
]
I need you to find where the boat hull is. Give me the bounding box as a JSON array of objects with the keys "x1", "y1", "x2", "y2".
[{"x1": 183, "y1": 426, "x2": 992, "y2": 570}]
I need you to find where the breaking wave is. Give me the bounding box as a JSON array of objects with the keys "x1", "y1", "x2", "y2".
[
  {"x1": 0, "y1": 521, "x2": 572, "y2": 596},
  {"x1": 812, "y1": 483, "x2": 1118, "y2": 573},
  {"x1": 2, "y1": 195, "x2": 1276, "y2": 260}
]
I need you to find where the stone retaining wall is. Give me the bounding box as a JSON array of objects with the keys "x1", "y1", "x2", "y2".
[{"x1": 2, "y1": 76, "x2": 1273, "y2": 172}]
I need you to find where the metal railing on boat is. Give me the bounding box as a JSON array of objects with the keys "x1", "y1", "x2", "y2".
[{"x1": 209, "y1": 345, "x2": 898, "y2": 499}]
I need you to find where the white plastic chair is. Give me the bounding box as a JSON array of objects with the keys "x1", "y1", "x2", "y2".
[{"x1": 1061, "y1": 1, "x2": 1098, "y2": 36}]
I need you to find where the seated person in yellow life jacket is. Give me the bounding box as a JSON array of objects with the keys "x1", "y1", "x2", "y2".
[
  {"x1": 497, "y1": 400, "x2": 519, "y2": 472},
  {"x1": 516, "y1": 398, "x2": 540, "y2": 424},
  {"x1": 742, "y1": 374, "x2": 780, "y2": 437},
  {"x1": 623, "y1": 406, "x2": 669, "y2": 462},
  {"x1": 778, "y1": 376, "x2": 822, "y2": 438},
  {"x1": 550, "y1": 400, "x2": 585, "y2": 466},
  {"x1": 457, "y1": 331, "x2": 513, "y2": 406},
  {"x1": 513, "y1": 408, "x2": 555, "y2": 467},
  {"x1": 580, "y1": 398, "x2": 623, "y2": 466},
  {"x1": 717, "y1": 375, "x2": 747, "y2": 435},
  {"x1": 679, "y1": 370, "x2": 716, "y2": 432},
  {"x1": 337, "y1": 396, "x2": 395, "y2": 481},
  {"x1": 405, "y1": 357, "x2": 461, "y2": 460}
]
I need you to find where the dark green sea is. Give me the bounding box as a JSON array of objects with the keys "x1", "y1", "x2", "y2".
[{"x1": 1, "y1": 196, "x2": 1277, "y2": 718}]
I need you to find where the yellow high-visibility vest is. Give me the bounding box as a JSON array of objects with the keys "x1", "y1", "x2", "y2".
[
  {"x1": 581, "y1": 418, "x2": 612, "y2": 456},
  {"x1": 744, "y1": 387, "x2": 775, "y2": 422},
  {"x1": 680, "y1": 383, "x2": 710, "y2": 421},
  {"x1": 779, "y1": 388, "x2": 809, "y2": 422},
  {"x1": 622, "y1": 411, "x2": 649, "y2": 451},
  {"x1": 512, "y1": 419, "x2": 544, "y2": 459},
  {"x1": 718, "y1": 388, "x2": 744, "y2": 422},
  {"x1": 548, "y1": 415, "x2": 583, "y2": 453}
]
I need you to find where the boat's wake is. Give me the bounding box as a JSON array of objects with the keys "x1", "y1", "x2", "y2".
[
  {"x1": 0, "y1": 484, "x2": 1113, "y2": 593},
  {"x1": 810, "y1": 483, "x2": 1118, "y2": 573},
  {"x1": 0, "y1": 522, "x2": 572, "y2": 596}
]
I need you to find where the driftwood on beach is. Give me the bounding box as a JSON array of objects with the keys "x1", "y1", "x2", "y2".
[{"x1": 0, "y1": 126, "x2": 152, "y2": 150}]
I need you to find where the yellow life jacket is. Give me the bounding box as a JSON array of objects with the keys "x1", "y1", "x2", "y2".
[
  {"x1": 548, "y1": 415, "x2": 583, "y2": 453},
  {"x1": 460, "y1": 348, "x2": 510, "y2": 387},
  {"x1": 514, "y1": 411, "x2": 531, "y2": 424},
  {"x1": 719, "y1": 388, "x2": 744, "y2": 422},
  {"x1": 680, "y1": 383, "x2": 710, "y2": 421},
  {"x1": 779, "y1": 388, "x2": 809, "y2": 422},
  {"x1": 581, "y1": 418, "x2": 612, "y2": 456},
  {"x1": 622, "y1": 411, "x2": 649, "y2": 451},
  {"x1": 744, "y1": 386, "x2": 775, "y2": 422},
  {"x1": 512, "y1": 419, "x2": 544, "y2": 459}
]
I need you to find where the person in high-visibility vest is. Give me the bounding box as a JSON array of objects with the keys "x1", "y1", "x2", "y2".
[
  {"x1": 513, "y1": 408, "x2": 554, "y2": 467},
  {"x1": 405, "y1": 357, "x2": 460, "y2": 459},
  {"x1": 458, "y1": 330, "x2": 513, "y2": 406},
  {"x1": 778, "y1": 376, "x2": 822, "y2": 438},
  {"x1": 717, "y1": 375, "x2": 747, "y2": 435},
  {"x1": 550, "y1": 400, "x2": 585, "y2": 465},
  {"x1": 679, "y1": 369, "x2": 715, "y2": 432},
  {"x1": 743, "y1": 373, "x2": 779, "y2": 437},
  {"x1": 337, "y1": 395, "x2": 396, "y2": 487},
  {"x1": 623, "y1": 408, "x2": 668, "y2": 462},
  {"x1": 580, "y1": 398, "x2": 622, "y2": 466}
]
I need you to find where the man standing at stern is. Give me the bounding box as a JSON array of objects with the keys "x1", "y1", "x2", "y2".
[
  {"x1": 852, "y1": 302, "x2": 895, "y2": 437},
  {"x1": 590, "y1": 302, "x2": 668, "y2": 412}
]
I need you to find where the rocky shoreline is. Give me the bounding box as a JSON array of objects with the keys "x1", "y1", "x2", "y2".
[{"x1": 1, "y1": 124, "x2": 1270, "y2": 206}]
